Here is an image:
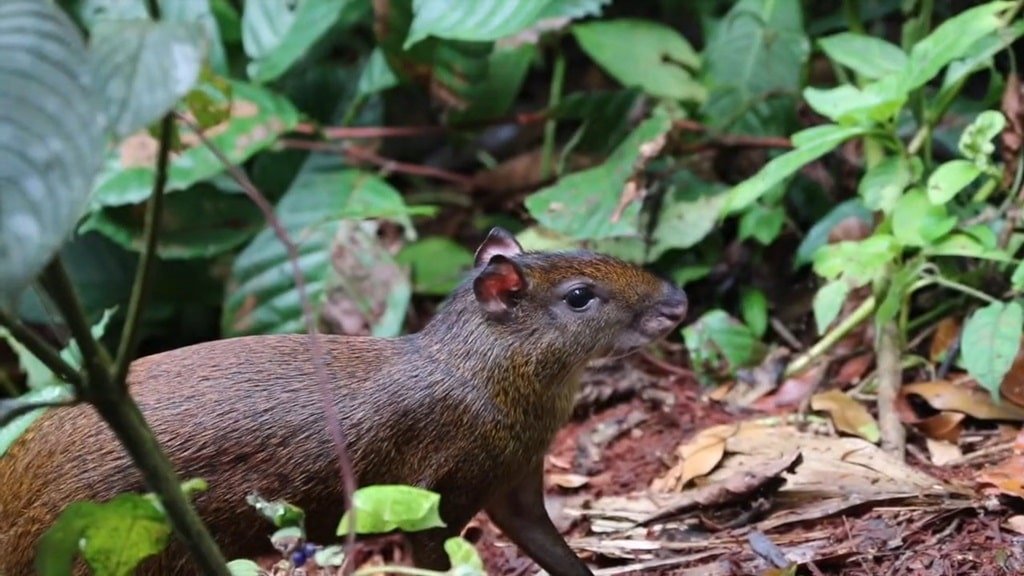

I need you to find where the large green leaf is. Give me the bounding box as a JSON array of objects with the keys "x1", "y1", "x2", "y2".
[
  {"x1": 337, "y1": 485, "x2": 446, "y2": 536},
  {"x1": 701, "y1": 0, "x2": 809, "y2": 135},
  {"x1": 91, "y1": 79, "x2": 299, "y2": 208},
  {"x1": 524, "y1": 111, "x2": 672, "y2": 240},
  {"x1": 813, "y1": 234, "x2": 899, "y2": 288},
  {"x1": 242, "y1": 0, "x2": 367, "y2": 82},
  {"x1": 961, "y1": 300, "x2": 1023, "y2": 400},
  {"x1": 794, "y1": 199, "x2": 872, "y2": 267},
  {"x1": 448, "y1": 44, "x2": 536, "y2": 124},
  {"x1": 89, "y1": 19, "x2": 205, "y2": 138},
  {"x1": 859, "y1": 155, "x2": 918, "y2": 213},
  {"x1": 406, "y1": 0, "x2": 565, "y2": 47},
  {"x1": 223, "y1": 156, "x2": 430, "y2": 337},
  {"x1": 725, "y1": 124, "x2": 868, "y2": 213},
  {"x1": 651, "y1": 171, "x2": 728, "y2": 259},
  {"x1": 81, "y1": 183, "x2": 264, "y2": 259},
  {"x1": 818, "y1": 32, "x2": 907, "y2": 79},
  {"x1": 0, "y1": 0, "x2": 106, "y2": 302},
  {"x1": 572, "y1": 19, "x2": 704, "y2": 102},
  {"x1": 927, "y1": 159, "x2": 982, "y2": 205},
  {"x1": 396, "y1": 237, "x2": 474, "y2": 296},
  {"x1": 802, "y1": 78, "x2": 906, "y2": 125},
  {"x1": 551, "y1": 89, "x2": 642, "y2": 154},
  {"x1": 891, "y1": 189, "x2": 957, "y2": 247}
]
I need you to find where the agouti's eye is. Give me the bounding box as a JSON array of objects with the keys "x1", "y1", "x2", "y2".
[{"x1": 563, "y1": 286, "x2": 596, "y2": 310}]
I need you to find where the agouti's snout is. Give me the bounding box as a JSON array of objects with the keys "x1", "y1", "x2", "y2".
[{"x1": 641, "y1": 283, "x2": 688, "y2": 339}]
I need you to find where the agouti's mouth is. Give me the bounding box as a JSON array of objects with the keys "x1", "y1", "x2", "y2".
[{"x1": 642, "y1": 286, "x2": 688, "y2": 338}]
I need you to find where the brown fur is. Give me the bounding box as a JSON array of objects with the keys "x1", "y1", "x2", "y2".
[{"x1": 0, "y1": 240, "x2": 686, "y2": 576}]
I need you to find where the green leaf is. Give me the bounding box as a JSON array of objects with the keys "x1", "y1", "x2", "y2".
[
  {"x1": 701, "y1": 0, "x2": 809, "y2": 135},
  {"x1": 81, "y1": 183, "x2": 264, "y2": 259},
  {"x1": 550, "y1": 89, "x2": 642, "y2": 154},
  {"x1": 223, "y1": 157, "x2": 428, "y2": 337},
  {"x1": 449, "y1": 44, "x2": 537, "y2": 124},
  {"x1": 923, "y1": 232, "x2": 1014, "y2": 262},
  {"x1": 814, "y1": 280, "x2": 850, "y2": 335},
  {"x1": 682, "y1": 309, "x2": 768, "y2": 375},
  {"x1": 38, "y1": 494, "x2": 171, "y2": 576},
  {"x1": 89, "y1": 19, "x2": 204, "y2": 138},
  {"x1": 245, "y1": 494, "x2": 306, "y2": 529},
  {"x1": 396, "y1": 237, "x2": 474, "y2": 296},
  {"x1": 802, "y1": 80, "x2": 906, "y2": 125},
  {"x1": 91, "y1": 79, "x2": 299, "y2": 208},
  {"x1": 817, "y1": 32, "x2": 907, "y2": 79},
  {"x1": 227, "y1": 559, "x2": 262, "y2": 576},
  {"x1": 813, "y1": 234, "x2": 899, "y2": 287},
  {"x1": 902, "y1": 1, "x2": 1012, "y2": 92},
  {"x1": 651, "y1": 171, "x2": 728, "y2": 258},
  {"x1": 959, "y1": 110, "x2": 1007, "y2": 167},
  {"x1": 243, "y1": 0, "x2": 365, "y2": 82},
  {"x1": 738, "y1": 204, "x2": 785, "y2": 245},
  {"x1": 445, "y1": 537, "x2": 485, "y2": 575},
  {"x1": 859, "y1": 155, "x2": 917, "y2": 213},
  {"x1": 0, "y1": 0, "x2": 106, "y2": 302},
  {"x1": 938, "y1": 20, "x2": 1024, "y2": 105},
  {"x1": 525, "y1": 110, "x2": 672, "y2": 240},
  {"x1": 927, "y1": 159, "x2": 982, "y2": 204},
  {"x1": 406, "y1": 0, "x2": 544, "y2": 46},
  {"x1": 336, "y1": 485, "x2": 446, "y2": 536},
  {"x1": 875, "y1": 262, "x2": 919, "y2": 325},
  {"x1": 891, "y1": 189, "x2": 957, "y2": 247},
  {"x1": 740, "y1": 288, "x2": 769, "y2": 338},
  {"x1": 539, "y1": 0, "x2": 612, "y2": 20},
  {"x1": 161, "y1": 0, "x2": 231, "y2": 75},
  {"x1": 313, "y1": 545, "x2": 347, "y2": 567},
  {"x1": 795, "y1": 199, "x2": 872, "y2": 267},
  {"x1": 1012, "y1": 261, "x2": 1024, "y2": 291},
  {"x1": 0, "y1": 385, "x2": 75, "y2": 457},
  {"x1": 726, "y1": 124, "x2": 868, "y2": 213},
  {"x1": 961, "y1": 300, "x2": 1023, "y2": 400},
  {"x1": 357, "y1": 48, "x2": 399, "y2": 97},
  {"x1": 572, "y1": 19, "x2": 704, "y2": 102}
]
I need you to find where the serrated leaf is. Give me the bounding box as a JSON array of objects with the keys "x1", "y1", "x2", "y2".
[
  {"x1": 89, "y1": 19, "x2": 205, "y2": 138},
  {"x1": 892, "y1": 189, "x2": 957, "y2": 247},
  {"x1": 37, "y1": 494, "x2": 171, "y2": 576},
  {"x1": 337, "y1": 485, "x2": 446, "y2": 536},
  {"x1": 726, "y1": 124, "x2": 868, "y2": 213},
  {"x1": 961, "y1": 301, "x2": 1023, "y2": 400},
  {"x1": 927, "y1": 159, "x2": 982, "y2": 204},
  {"x1": 818, "y1": 32, "x2": 907, "y2": 79},
  {"x1": 794, "y1": 199, "x2": 872, "y2": 267},
  {"x1": 813, "y1": 234, "x2": 899, "y2": 287},
  {"x1": 814, "y1": 280, "x2": 850, "y2": 335},
  {"x1": 223, "y1": 157, "x2": 429, "y2": 337},
  {"x1": 82, "y1": 183, "x2": 264, "y2": 259},
  {"x1": 406, "y1": 0, "x2": 551, "y2": 47},
  {"x1": 243, "y1": 0, "x2": 365, "y2": 82},
  {"x1": 524, "y1": 111, "x2": 672, "y2": 240},
  {"x1": 572, "y1": 19, "x2": 704, "y2": 102},
  {"x1": 0, "y1": 0, "x2": 106, "y2": 301},
  {"x1": 701, "y1": 0, "x2": 809, "y2": 135},
  {"x1": 859, "y1": 155, "x2": 916, "y2": 213},
  {"x1": 91, "y1": 79, "x2": 299, "y2": 208}
]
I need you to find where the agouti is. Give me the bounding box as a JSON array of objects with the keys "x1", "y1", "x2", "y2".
[{"x1": 0, "y1": 228, "x2": 687, "y2": 576}]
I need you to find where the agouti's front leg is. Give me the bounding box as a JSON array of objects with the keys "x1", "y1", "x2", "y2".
[{"x1": 485, "y1": 461, "x2": 595, "y2": 576}]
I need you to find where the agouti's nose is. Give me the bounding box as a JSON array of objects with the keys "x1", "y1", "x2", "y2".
[{"x1": 659, "y1": 286, "x2": 688, "y2": 324}]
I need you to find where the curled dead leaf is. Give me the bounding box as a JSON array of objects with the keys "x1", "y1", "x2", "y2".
[
  {"x1": 810, "y1": 389, "x2": 880, "y2": 443},
  {"x1": 916, "y1": 411, "x2": 966, "y2": 443},
  {"x1": 651, "y1": 424, "x2": 738, "y2": 491},
  {"x1": 902, "y1": 380, "x2": 1024, "y2": 422},
  {"x1": 977, "y1": 455, "x2": 1024, "y2": 499}
]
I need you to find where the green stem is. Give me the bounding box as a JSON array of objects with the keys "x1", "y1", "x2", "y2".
[
  {"x1": 930, "y1": 276, "x2": 999, "y2": 304},
  {"x1": 0, "y1": 307, "x2": 83, "y2": 388},
  {"x1": 843, "y1": 0, "x2": 866, "y2": 34},
  {"x1": 91, "y1": 395, "x2": 230, "y2": 576},
  {"x1": 785, "y1": 295, "x2": 877, "y2": 378},
  {"x1": 39, "y1": 259, "x2": 113, "y2": 392},
  {"x1": 114, "y1": 114, "x2": 173, "y2": 387},
  {"x1": 540, "y1": 50, "x2": 566, "y2": 180}
]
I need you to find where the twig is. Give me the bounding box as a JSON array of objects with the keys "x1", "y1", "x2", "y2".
[
  {"x1": 0, "y1": 396, "x2": 77, "y2": 428},
  {"x1": 0, "y1": 307, "x2": 82, "y2": 387},
  {"x1": 785, "y1": 295, "x2": 876, "y2": 378},
  {"x1": 175, "y1": 112, "x2": 360, "y2": 571},
  {"x1": 278, "y1": 139, "x2": 474, "y2": 188},
  {"x1": 769, "y1": 317, "x2": 803, "y2": 351},
  {"x1": 637, "y1": 349, "x2": 693, "y2": 378},
  {"x1": 318, "y1": 124, "x2": 447, "y2": 139},
  {"x1": 113, "y1": 113, "x2": 172, "y2": 387},
  {"x1": 944, "y1": 440, "x2": 1015, "y2": 466},
  {"x1": 876, "y1": 319, "x2": 905, "y2": 459}
]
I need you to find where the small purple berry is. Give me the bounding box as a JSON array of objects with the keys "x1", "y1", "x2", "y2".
[
  {"x1": 291, "y1": 550, "x2": 307, "y2": 567},
  {"x1": 304, "y1": 543, "x2": 318, "y2": 556}
]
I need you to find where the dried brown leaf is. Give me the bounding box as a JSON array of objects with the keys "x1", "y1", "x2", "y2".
[
  {"x1": 925, "y1": 438, "x2": 962, "y2": 466},
  {"x1": 810, "y1": 389, "x2": 880, "y2": 443},
  {"x1": 903, "y1": 380, "x2": 1024, "y2": 422},
  {"x1": 929, "y1": 317, "x2": 961, "y2": 363},
  {"x1": 978, "y1": 455, "x2": 1024, "y2": 498}
]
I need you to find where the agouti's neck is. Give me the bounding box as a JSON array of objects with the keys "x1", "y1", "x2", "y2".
[{"x1": 416, "y1": 292, "x2": 585, "y2": 416}]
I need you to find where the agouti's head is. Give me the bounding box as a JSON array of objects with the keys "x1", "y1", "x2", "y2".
[{"x1": 460, "y1": 227, "x2": 687, "y2": 361}]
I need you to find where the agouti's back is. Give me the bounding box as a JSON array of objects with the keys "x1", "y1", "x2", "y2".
[{"x1": 0, "y1": 228, "x2": 687, "y2": 575}]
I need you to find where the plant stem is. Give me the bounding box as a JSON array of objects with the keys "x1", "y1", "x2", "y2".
[
  {"x1": 38, "y1": 259, "x2": 112, "y2": 393},
  {"x1": 114, "y1": 114, "x2": 173, "y2": 387},
  {"x1": 91, "y1": 395, "x2": 230, "y2": 576},
  {"x1": 785, "y1": 295, "x2": 877, "y2": 378},
  {"x1": 540, "y1": 50, "x2": 566, "y2": 180},
  {"x1": 0, "y1": 307, "x2": 83, "y2": 387},
  {"x1": 876, "y1": 319, "x2": 906, "y2": 458},
  {"x1": 930, "y1": 276, "x2": 999, "y2": 304}
]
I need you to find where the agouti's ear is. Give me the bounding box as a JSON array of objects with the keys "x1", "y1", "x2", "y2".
[
  {"x1": 474, "y1": 227, "x2": 523, "y2": 268},
  {"x1": 473, "y1": 255, "x2": 526, "y2": 316}
]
